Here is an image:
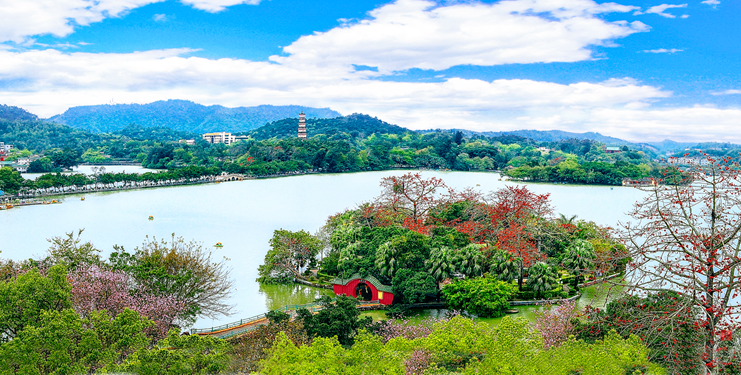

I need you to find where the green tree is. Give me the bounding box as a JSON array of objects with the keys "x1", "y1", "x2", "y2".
[
  {"x1": 109, "y1": 235, "x2": 234, "y2": 325},
  {"x1": 113, "y1": 330, "x2": 230, "y2": 375},
  {"x1": 0, "y1": 264, "x2": 71, "y2": 341},
  {"x1": 296, "y1": 295, "x2": 372, "y2": 346},
  {"x1": 0, "y1": 308, "x2": 154, "y2": 374},
  {"x1": 27, "y1": 157, "x2": 54, "y2": 173},
  {"x1": 392, "y1": 269, "x2": 438, "y2": 304},
  {"x1": 455, "y1": 243, "x2": 485, "y2": 277},
  {"x1": 374, "y1": 231, "x2": 429, "y2": 279},
  {"x1": 45, "y1": 230, "x2": 102, "y2": 270},
  {"x1": 258, "y1": 229, "x2": 322, "y2": 283},
  {"x1": 50, "y1": 147, "x2": 81, "y2": 170},
  {"x1": 489, "y1": 249, "x2": 519, "y2": 282},
  {"x1": 426, "y1": 247, "x2": 457, "y2": 283},
  {"x1": 526, "y1": 262, "x2": 559, "y2": 297},
  {"x1": 561, "y1": 239, "x2": 595, "y2": 281},
  {"x1": 229, "y1": 319, "x2": 308, "y2": 374},
  {"x1": 0, "y1": 166, "x2": 24, "y2": 195},
  {"x1": 441, "y1": 275, "x2": 515, "y2": 318}
]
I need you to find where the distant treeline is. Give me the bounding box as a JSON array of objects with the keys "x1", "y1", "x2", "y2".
[{"x1": 1, "y1": 106, "x2": 665, "y2": 190}]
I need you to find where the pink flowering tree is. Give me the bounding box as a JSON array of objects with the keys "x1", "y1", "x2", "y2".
[
  {"x1": 69, "y1": 265, "x2": 185, "y2": 338},
  {"x1": 533, "y1": 300, "x2": 579, "y2": 349}
]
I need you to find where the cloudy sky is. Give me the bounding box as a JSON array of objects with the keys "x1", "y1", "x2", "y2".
[{"x1": 0, "y1": 0, "x2": 738, "y2": 142}]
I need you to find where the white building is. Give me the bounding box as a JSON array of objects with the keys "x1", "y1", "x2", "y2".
[
  {"x1": 0, "y1": 142, "x2": 12, "y2": 154},
  {"x1": 202, "y1": 132, "x2": 236, "y2": 145},
  {"x1": 666, "y1": 157, "x2": 711, "y2": 166}
]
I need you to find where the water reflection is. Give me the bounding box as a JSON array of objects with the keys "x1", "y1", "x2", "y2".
[
  {"x1": 362, "y1": 283, "x2": 626, "y2": 324},
  {"x1": 258, "y1": 283, "x2": 334, "y2": 311}
]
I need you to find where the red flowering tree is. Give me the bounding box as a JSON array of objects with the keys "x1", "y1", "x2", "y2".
[
  {"x1": 620, "y1": 156, "x2": 741, "y2": 374},
  {"x1": 376, "y1": 173, "x2": 455, "y2": 228},
  {"x1": 488, "y1": 186, "x2": 553, "y2": 288}
]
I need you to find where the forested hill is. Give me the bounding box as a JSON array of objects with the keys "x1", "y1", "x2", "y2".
[
  {"x1": 471, "y1": 129, "x2": 631, "y2": 145},
  {"x1": 248, "y1": 113, "x2": 408, "y2": 140},
  {"x1": 0, "y1": 117, "x2": 103, "y2": 151},
  {"x1": 0, "y1": 105, "x2": 38, "y2": 122},
  {"x1": 47, "y1": 100, "x2": 341, "y2": 133}
]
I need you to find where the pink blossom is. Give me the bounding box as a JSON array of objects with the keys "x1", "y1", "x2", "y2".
[
  {"x1": 69, "y1": 265, "x2": 186, "y2": 338},
  {"x1": 533, "y1": 300, "x2": 578, "y2": 349}
]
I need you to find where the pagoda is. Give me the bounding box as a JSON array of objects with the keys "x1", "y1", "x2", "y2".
[{"x1": 297, "y1": 112, "x2": 307, "y2": 139}]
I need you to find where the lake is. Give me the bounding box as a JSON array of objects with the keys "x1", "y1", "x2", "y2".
[
  {"x1": 21, "y1": 165, "x2": 157, "y2": 180},
  {"x1": 0, "y1": 170, "x2": 646, "y2": 328}
]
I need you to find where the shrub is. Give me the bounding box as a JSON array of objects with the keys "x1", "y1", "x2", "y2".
[{"x1": 441, "y1": 275, "x2": 515, "y2": 318}]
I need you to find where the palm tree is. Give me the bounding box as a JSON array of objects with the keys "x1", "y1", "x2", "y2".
[
  {"x1": 489, "y1": 249, "x2": 520, "y2": 283},
  {"x1": 426, "y1": 247, "x2": 457, "y2": 283},
  {"x1": 526, "y1": 262, "x2": 559, "y2": 297},
  {"x1": 557, "y1": 213, "x2": 578, "y2": 225},
  {"x1": 455, "y1": 244, "x2": 485, "y2": 277},
  {"x1": 374, "y1": 241, "x2": 398, "y2": 279},
  {"x1": 562, "y1": 239, "x2": 595, "y2": 282}
]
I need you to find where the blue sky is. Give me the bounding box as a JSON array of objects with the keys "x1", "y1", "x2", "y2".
[{"x1": 0, "y1": 0, "x2": 739, "y2": 142}]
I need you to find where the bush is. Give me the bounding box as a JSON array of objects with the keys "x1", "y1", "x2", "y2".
[
  {"x1": 441, "y1": 275, "x2": 515, "y2": 318},
  {"x1": 392, "y1": 269, "x2": 438, "y2": 304}
]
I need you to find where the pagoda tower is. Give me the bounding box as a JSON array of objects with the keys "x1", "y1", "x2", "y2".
[{"x1": 297, "y1": 112, "x2": 307, "y2": 139}]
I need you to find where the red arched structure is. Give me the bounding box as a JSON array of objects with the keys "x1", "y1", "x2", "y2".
[{"x1": 331, "y1": 274, "x2": 394, "y2": 305}]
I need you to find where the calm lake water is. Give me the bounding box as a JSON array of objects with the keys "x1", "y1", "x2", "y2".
[
  {"x1": 0, "y1": 170, "x2": 646, "y2": 328},
  {"x1": 21, "y1": 165, "x2": 157, "y2": 180}
]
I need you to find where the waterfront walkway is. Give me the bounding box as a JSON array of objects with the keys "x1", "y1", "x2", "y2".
[{"x1": 191, "y1": 299, "x2": 383, "y2": 340}]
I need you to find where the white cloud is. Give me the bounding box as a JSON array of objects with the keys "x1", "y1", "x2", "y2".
[
  {"x1": 702, "y1": 0, "x2": 720, "y2": 6},
  {"x1": 0, "y1": 0, "x2": 166, "y2": 43},
  {"x1": 0, "y1": 0, "x2": 261, "y2": 43},
  {"x1": 639, "y1": 4, "x2": 688, "y2": 18},
  {"x1": 153, "y1": 14, "x2": 167, "y2": 22},
  {"x1": 583, "y1": 107, "x2": 741, "y2": 142},
  {"x1": 179, "y1": 0, "x2": 260, "y2": 13},
  {"x1": 0, "y1": 47, "x2": 685, "y2": 141},
  {"x1": 641, "y1": 48, "x2": 683, "y2": 53},
  {"x1": 3, "y1": 47, "x2": 739, "y2": 143},
  {"x1": 272, "y1": 0, "x2": 646, "y2": 73},
  {"x1": 1, "y1": 0, "x2": 737, "y2": 143},
  {"x1": 712, "y1": 89, "x2": 741, "y2": 95}
]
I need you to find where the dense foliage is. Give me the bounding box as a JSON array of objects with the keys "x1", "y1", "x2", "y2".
[
  {"x1": 258, "y1": 315, "x2": 665, "y2": 374},
  {"x1": 0, "y1": 261, "x2": 230, "y2": 374},
  {"x1": 0, "y1": 105, "x2": 37, "y2": 121},
  {"x1": 0, "y1": 165, "x2": 220, "y2": 195},
  {"x1": 296, "y1": 295, "x2": 373, "y2": 346},
  {"x1": 248, "y1": 113, "x2": 407, "y2": 140},
  {"x1": 441, "y1": 276, "x2": 515, "y2": 318}
]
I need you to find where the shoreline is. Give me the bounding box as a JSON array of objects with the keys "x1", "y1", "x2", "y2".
[{"x1": 1, "y1": 167, "x2": 635, "y2": 207}]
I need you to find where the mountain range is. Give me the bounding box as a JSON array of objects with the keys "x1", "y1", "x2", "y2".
[
  {"x1": 0, "y1": 102, "x2": 725, "y2": 153},
  {"x1": 47, "y1": 100, "x2": 341, "y2": 133}
]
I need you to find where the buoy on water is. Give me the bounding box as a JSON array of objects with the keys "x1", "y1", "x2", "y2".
[
  {"x1": 81, "y1": 197, "x2": 85, "y2": 201},
  {"x1": 148, "y1": 215, "x2": 154, "y2": 221}
]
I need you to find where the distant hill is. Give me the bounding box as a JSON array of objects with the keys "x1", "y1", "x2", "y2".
[
  {"x1": 644, "y1": 139, "x2": 704, "y2": 152},
  {"x1": 248, "y1": 113, "x2": 408, "y2": 140},
  {"x1": 472, "y1": 129, "x2": 632, "y2": 145},
  {"x1": 0, "y1": 117, "x2": 103, "y2": 152},
  {"x1": 0, "y1": 105, "x2": 38, "y2": 122},
  {"x1": 47, "y1": 100, "x2": 342, "y2": 133}
]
